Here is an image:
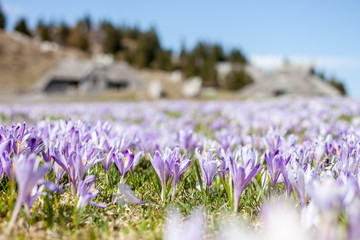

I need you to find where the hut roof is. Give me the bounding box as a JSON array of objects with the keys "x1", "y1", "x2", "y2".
[
  {"x1": 51, "y1": 58, "x2": 95, "y2": 81},
  {"x1": 104, "y1": 62, "x2": 145, "y2": 88},
  {"x1": 240, "y1": 65, "x2": 342, "y2": 97}
]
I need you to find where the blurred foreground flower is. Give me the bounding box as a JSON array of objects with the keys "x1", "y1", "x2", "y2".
[
  {"x1": 8, "y1": 155, "x2": 52, "y2": 230},
  {"x1": 164, "y1": 210, "x2": 205, "y2": 240},
  {"x1": 260, "y1": 201, "x2": 310, "y2": 240}
]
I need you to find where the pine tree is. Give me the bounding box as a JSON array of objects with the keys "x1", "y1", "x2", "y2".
[
  {"x1": 36, "y1": 20, "x2": 51, "y2": 41},
  {"x1": 201, "y1": 58, "x2": 217, "y2": 86},
  {"x1": 55, "y1": 22, "x2": 70, "y2": 46},
  {"x1": 193, "y1": 42, "x2": 209, "y2": 62},
  {"x1": 66, "y1": 20, "x2": 90, "y2": 51},
  {"x1": 14, "y1": 18, "x2": 31, "y2": 36},
  {"x1": 82, "y1": 15, "x2": 92, "y2": 33},
  {"x1": 228, "y1": 49, "x2": 247, "y2": 64},
  {"x1": 180, "y1": 41, "x2": 187, "y2": 59},
  {"x1": 329, "y1": 78, "x2": 347, "y2": 96},
  {"x1": 101, "y1": 21, "x2": 121, "y2": 54},
  {"x1": 183, "y1": 54, "x2": 197, "y2": 78},
  {"x1": 0, "y1": 3, "x2": 6, "y2": 29},
  {"x1": 212, "y1": 44, "x2": 225, "y2": 61},
  {"x1": 155, "y1": 49, "x2": 173, "y2": 71},
  {"x1": 222, "y1": 69, "x2": 253, "y2": 90},
  {"x1": 134, "y1": 27, "x2": 161, "y2": 68},
  {"x1": 134, "y1": 33, "x2": 148, "y2": 68}
]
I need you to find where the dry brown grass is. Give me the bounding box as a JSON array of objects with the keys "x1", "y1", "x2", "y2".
[
  {"x1": 0, "y1": 30, "x2": 88, "y2": 94},
  {"x1": 138, "y1": 69, "x2": 184, "y2": 99}
]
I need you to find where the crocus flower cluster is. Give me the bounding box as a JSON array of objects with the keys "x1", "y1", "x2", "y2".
[
  {"x1": 149, "y1": 147, "x2": 191, "y2": 200},
  {"x1": 2, "y1": 98, "x2": 360, "y2": 238}
]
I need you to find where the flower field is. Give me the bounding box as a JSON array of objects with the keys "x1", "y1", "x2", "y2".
[{"x1": 1, "y1": 98, "x2": 360, "y2": 239}]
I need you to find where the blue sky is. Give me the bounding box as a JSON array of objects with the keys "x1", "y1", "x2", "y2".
[{"x1": 2, "y1": 0, "x2": 360, "y2": 97}]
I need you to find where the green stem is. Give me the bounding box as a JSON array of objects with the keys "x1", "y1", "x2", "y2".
[
  {"x1": 162, "y1": 168, "x2": 167, "y2": 202},
  {"x1": 73, "y1": 198, "x2": 79, "y2": 228},
  {"x1": 73, "y1": 208, "x2": 77, "y2": 228}
]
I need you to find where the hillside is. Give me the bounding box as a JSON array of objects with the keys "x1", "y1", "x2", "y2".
[
  {"x1": 0, "y1": 30, "x2": 88, "y2": 94},
  {"x1": 0, "y1": 30, "x2": 345, "y2": 102}
]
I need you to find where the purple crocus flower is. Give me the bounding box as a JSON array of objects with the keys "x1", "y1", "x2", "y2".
[
  {"x1": 119, "y1": 131, "x2": 136, "y2": 152},
  {"x1": 9, "y1": 122, "x2": 28, "y2": 155},
  {"x1": 280, "y1": 154, "x2": 293, "y2": 197},
  {"x1": 149, "y1": 150, "x2": 170, "y2": 198},
  {"x1": 149, "y1": 148, "x2": 190, "y2": 201},
  {"x1": 216, "y1": 130, "x2": 238, "y2": 152},
  {"x1": 99, "y1": 148, "x2": 115, "y2": 184},
  {"x1": 0, "y1": 160, "x2": 3, "y2": 179},
  {"x1": 294, "y1": 146, "x2": 311, "y2": 166},
  {"x1": 0, "y1": 138, "x2": 13, "y2": 156},
  {"x1": 25, "y1": 180, "x2": 60, "y2": 213},
  {"x1": 53, "y1": 160, "x2": 66, "y2": 186},
  {"x1": 8, "y1": 155, "x2": 51, "y2": 230},
  {"x1": 52, "y1": 145, "x2": 100, "y2": 193},
  {"x1": 1, "y1": 151, "x2": 14, "y2": 180},
  {"x1": 76, "y1": 176, "x2": 106, "y2": 210},
  {"x1": 218, "y1": 150, "x2": 230, "y2": 181},
  {"x1": 229, "y1": 147, "x2": 262, "y2": 212},
  {"x1": 264, "y1": 128, "x2": 283, "y2": 155},
  {"x1": 51, "y1": 148, "x2": 69, "y2": 185},
  {"x1": 113, "y1": 149, "x2": 135, "y2": 183},
  {"x1": 287, "y1": 164, "x2": 307, "y2": 206},
  {"x1": 25, "y1": 185, "x2": 46, "y2": 213},
  {"x1": 41, "y1": 148, "x2": 53, "y2": 163},
  {"x1": 131, "y1": 151, "x2": 143, "y2": 171},
  {"x1": 100, "y1": 148, "x2": 114, "y2": 173},
  {"x1": 334, "y1": 141, "x2": 352, "y2": 173},
  {"x1": 265, "y1": 150, "x2": 282, "y2": 187},
  {"x1": 149, "y1": 150, "x2": 170, "y2": 201},
  {"x1": 195, "y1": 148, "x2": 219, "y2": 189},
  {"x1": 166, "y1": 148, "x2": 191, "y2": 199},
  {"x1": 73, "y1": 145, "x2": 99, "y2": 181},
  {"x1": 314, "y1": 141, "x2": 325, "y2": 171},
  {"x1": 25, "y1": 137, "x2": 43, "y2": 155},
  {"x1": 177, "y1": 129, "x2": 194, "y2": 153}
]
